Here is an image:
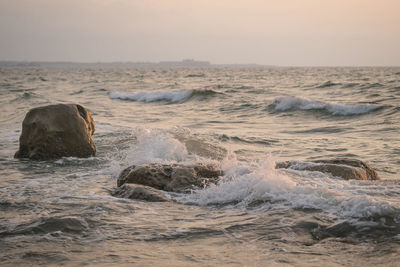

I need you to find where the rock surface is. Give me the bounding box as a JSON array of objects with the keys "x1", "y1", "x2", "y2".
[
  {"x1": 117, "y1": 163, "x2": 223, "y2": 192},
  {"x1": 14, "y1": 104, "x2": 96, "y2": 160},
  {"x1": 112, "y1": 184, "x2": 170, "y2": 202},
  {"x1": 275, "y1": 158, "x2": 379, "y2": 180}
]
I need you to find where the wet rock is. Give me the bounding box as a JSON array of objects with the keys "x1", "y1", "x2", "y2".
[
  {"x1": 112, "y1": 184, "x2": 170, "y2": 202},
  {"x1": 276, "y1": 158, "x2": 379, "y2": 180},
  {"x1": 117, "y1": 163, "x2": 223, "y2": 192},
  {"x1": 14, "y1": 104, "x2": 96, "y2": 160}
]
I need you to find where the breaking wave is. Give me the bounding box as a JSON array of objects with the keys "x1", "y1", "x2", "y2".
[
  {"x1": 109, "y1": 89, "x2": 218, "y2": 103},
  {"x1": 177, "y1": 155, "x2": 400, "y2": 224},
  {"x1": 272, "y1": 96, "x2": 383, "y2": 115},
  {"x1": 105, "y1": 126, "x2": 400, "y2": 225},
  {"x1": 107, "y1": 127, "x2": 219, "y2": 177}
]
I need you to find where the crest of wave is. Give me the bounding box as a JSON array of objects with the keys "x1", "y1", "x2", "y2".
[
  {"x1": 178, "y1": 153, "x2": 296, "y2": 206},
  {"x1": 274, "y1": 96, "x2": 381, "y2": 115},
  {"x1": 109, "y1": 90, "x2": 192, "y2": 103},
  {"x1": 107, "y1": 127, "x2": 217, "y2": 178},
  {"x1": 127, "y1": 127, "x2": 190, "y2": 164},
  {"x1": 108, "y1": 127, "x2": 190, "y2": 177}
]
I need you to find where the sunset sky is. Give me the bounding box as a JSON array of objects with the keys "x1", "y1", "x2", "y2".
[{"x1": 0, "y1": 0, "x2": 399, "y2": 66}]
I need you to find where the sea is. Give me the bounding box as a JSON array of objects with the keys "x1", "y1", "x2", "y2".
[{"x1": 0, "y1": 65, "x2": 400, "y2": 266}]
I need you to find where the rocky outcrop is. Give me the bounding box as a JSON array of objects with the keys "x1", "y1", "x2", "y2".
[
  {"x1": 112, "y1": 184, "x2": 170, "y2": 202},
  {"x1": 117, "y1": 163, "x2": 223, "y2": 193},
  {"x1": 14, "y1": 104, "x2": 96, "y2": 160},
  {"x1": 276, "y1": 158, "x2": 379, "y2": 180}
]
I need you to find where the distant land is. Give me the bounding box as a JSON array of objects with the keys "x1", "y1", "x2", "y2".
[{"x1": 0, "y1": 59, "x2": 269, "y2": 68}]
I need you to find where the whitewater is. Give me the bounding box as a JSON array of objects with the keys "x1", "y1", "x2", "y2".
[{"x1": 1, "y1": 65, "x2": 400, "y2": 266}]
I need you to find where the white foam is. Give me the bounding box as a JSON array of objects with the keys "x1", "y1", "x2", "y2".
[
  {"x1": 109, "y1": 90, "x2": 192, "y2": 103},
  {"x1": 177, "y1": 154, "x2": 400, "y2": 221},
  {"x1": 180, "y1": 154, "x2": 296, "y2": 206},
  {"x1": 54, "y1": 156, "x2": 96, "y2": 164},
  {"x1": 128, "y1": 127, "x2": 189, "y2": 164},
  {"x1": 273, "y1": 96, "x2": 381, "y2": 115},
  {"x1": 108, "y1": 127, "x2": 193, "y2": 177}
]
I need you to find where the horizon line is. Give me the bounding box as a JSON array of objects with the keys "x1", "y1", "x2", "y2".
[{"x1": 0, "y1": 60, "x2": 399, "y2": 68}]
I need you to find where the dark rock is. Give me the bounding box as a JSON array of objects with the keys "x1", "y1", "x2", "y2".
[
  {"x1": 14, "y1": 104, "x2": 96, "y2": 160},
  {"x1": 117, "y1": 163, "x2": 223, "y2": 192},
  {"x1": 276, "y1": 158, "x2": 379, "y2": 180},
  {"x1": 112, "y1": 184, "x2": 170, "y2": 202}
]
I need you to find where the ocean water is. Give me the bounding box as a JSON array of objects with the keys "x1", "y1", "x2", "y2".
[{"x1": 1, "y1": 66, "x2": 400, "y2": 266}]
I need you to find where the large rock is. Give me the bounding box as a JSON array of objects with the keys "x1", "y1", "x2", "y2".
[
  {"x1": 112, "y1": 184, "x2": 170, "y2": 202},
  {"x1": 117, "y1": 163, "x2": 223, "y2": 192},
  {"x1": 275, "y1": 158, "x2": 379, "y2": 180},
  {"x1": 14, "y1": 104, "x2": 96, "y2": 160}
]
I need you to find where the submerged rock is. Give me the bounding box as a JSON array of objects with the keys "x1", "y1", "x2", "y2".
[
  {"x1": 14, "y1": 104, "x2": 96, "y2": 160},
  {"x1": 112, "y1": 184, "x2": 170, "y2": 202},
  {"x1": 117, "y1": 163, "x2": 223, "y2": 192},
  {"x1": 276, "y1": 158, "x2": 379, "y2": 180}
]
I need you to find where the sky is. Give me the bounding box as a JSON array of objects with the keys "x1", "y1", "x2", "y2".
[{"x1": 0, "y1": 0, "x2": 399, "y2": 66}]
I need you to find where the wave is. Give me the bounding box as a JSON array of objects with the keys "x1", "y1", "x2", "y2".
[
  {"x1": 103, "y1": 124, "x2": 400, "y2": 226},
  {"x1": 112, "y1": 128, "x2": 189, "y2": 171},
  {"x1": 219, "y1": 134, "x2": 278, "y2": 145},
  {"x1": 185, "y1": 73, "x2": 206, "y2": 78},
  {"x1": 176, "y1": 155, "x2": 400, "y2": 224},
  {"x1": 286, "y1": 126, "x2": 346, "y2": 134},
  {"x1": 316, "y1": 81, "x2": 369, "y2": 89},
  {"x1": 0, "y1": 217, "x2": 88, "y2": 237},
  {"x1": 235, "y1": 85, "x2": 254, "y2": 90},
  {"x1": 104, "y1": 125, "x2": 400, "y2": 231},
  {"x1": 70, "y1": 89, "x2": 84, "y2": 95},
  {"x1": 271, "y1": 96, "x2": 383, "y2": 116},
  {"x1": 109, "y1": 89, "x2": 218, "y2": 103},
  {"x1": 108, "y1": 127, "x2": 219, "y2": 177},
  {"x1": 11, "y1": 91, "x2": 41, "y2": 102},
  {"x1": 317, "y1": 81, "x2": 342, "y2": 88},
  {"x1": 360, "y1": 82, "x2": 383, "y2": 89}
]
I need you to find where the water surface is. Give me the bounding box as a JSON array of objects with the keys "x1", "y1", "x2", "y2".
[{"x1": 1, "y1": 66, "x2": 400, "y2": 266}]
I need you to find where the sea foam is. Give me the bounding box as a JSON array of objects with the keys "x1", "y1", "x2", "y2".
[
  {"x1": 109, "y1": 90, "x2": 191, "y2": 103},
  {"x1": 177, "y1": 154, "x2": 400, "y2": 222},
  {"x1": 106, "y1": 126, "x2": 400, "y2": 222},
  {"x1": 108, "y1": 127, "x2": 216, "y2": 178},
  {"x1": 273, "y1": 96, "x2": 382, "y2": 115},
  {"x1": 109, "y1": 89, "x2": 219, "y2": 103}
]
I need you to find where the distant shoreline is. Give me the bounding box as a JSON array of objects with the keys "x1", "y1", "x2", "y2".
[
  {"x1": 0, "y1": 60, "x2": 398, "y2": 68},
  {"x1": 0, "y1": 60, "x2": 269, "y2": 68}
]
